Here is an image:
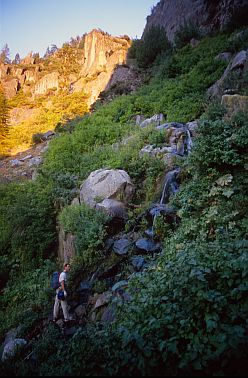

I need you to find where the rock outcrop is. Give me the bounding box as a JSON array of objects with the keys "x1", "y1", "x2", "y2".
[
  {"x1": 34, "y1": 72, "x2": 59, "y2": 95},
  {"x1": 71, "y1": 30, "x2": 131, "y2": 105},
  {"x1": 0, "y1": 29, "x2": 131, "y2": 107},
  {"x1": 143, "y1": 0, "x2": 247, "y2": 43},
  {"x1": 79, "y1": 168, "x2": 134, "y2": 208},
  {"x1": 81, "y1": 29, "x2": 130, "y2": 76}
]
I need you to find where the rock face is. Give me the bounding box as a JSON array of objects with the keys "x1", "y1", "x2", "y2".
[
  {"x1": 72, "y1": 30, "x2": 131, "y2": 105},
  {"x1": 80, "y1": 168, "x2": 134, "y2": 208},
  {"x1": 81, "y1": 30, "x2": 130, "y2": 76},
  {"x1": 34, "y1": 72, "x2": 59, "y2": 95},
  {"x1": 2, "y1": 78, "x2": 19, "y2": 98},
  {"x1": 0, "y1": 29, "x2": 131, "y2": 107},
  {"x1": 58, "y1": 227, "x2": 76, "y2": 263},
  {"x1": 207, "y1": 49, "x2": 248, "y2": 99},
  {"x1": 143, "y1": 0, "x2": 247, "y2": 42}
]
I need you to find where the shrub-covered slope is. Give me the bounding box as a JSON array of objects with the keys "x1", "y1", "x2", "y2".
[{"x1": 0, "y1": 28, "x2": 248, "y2": 375}]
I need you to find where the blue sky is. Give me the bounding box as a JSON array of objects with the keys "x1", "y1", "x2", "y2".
[{"x1": 0, "y1": 0, "x2": 157, "y2": 60}]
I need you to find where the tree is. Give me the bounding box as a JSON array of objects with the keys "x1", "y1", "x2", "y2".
[
  {"x1": 44, "y1": 46, "x2": 51, "y2": 58},
  {"x1": 50, "y1": 44, "x2": 58, "y2": 54},
  {"x1": 13, "y1": 53, "x2": 21, "y2": 64},
  {"x1": 0, "y1": 44, "x2": 11, "y2": 64},
  {"x1": 135, "y1": 26, "x2": 171, "y2": 68},
  {"x1": 0, "y1": 86, "x2": 9, "y2": 138}
]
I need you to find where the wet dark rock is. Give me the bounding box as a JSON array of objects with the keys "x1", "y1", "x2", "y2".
[
  {"x1": 135, "y1": 238, "x2": 161, "y2": 253},
  {"x1": 131, "y1": 256, "x2": 146, "y2": 271},
  {"x1": 97, "y1": 263, "x2": 120, "y2": 280},
  {"x1": 77, "y1": 280, "x2": 91, "y2": 292},
  {"x1": 156, "y1": 121, "x2": 185, "y2": 130},
  {"x1": 113, "y1": 238, "x2": 131, "y2": 255},
  {"x1": 149, "y1": 204, "x2": 175, "y2": 217},
  {"x1": 101, "y1": 303, "x2": 116, "y2": 323},
  {"x1": 111, "y1": 280, "x2": 128, "y2": 292},
  {"x1": 105, "y1": 238, "x2": 114, "y2": 251}
]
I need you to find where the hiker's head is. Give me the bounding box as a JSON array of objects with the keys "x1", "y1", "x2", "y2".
[{"x1": 63, "y1": 262, "x2": 70, "y2": 272}]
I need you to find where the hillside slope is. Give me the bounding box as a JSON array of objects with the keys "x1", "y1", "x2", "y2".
[{"x1": 0, "y1": 2, "x2": 248, "y2": 376}]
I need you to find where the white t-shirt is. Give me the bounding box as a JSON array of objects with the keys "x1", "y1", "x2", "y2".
[{"x1": 59, "y1": 271, "x2": 68, "y2": 285}]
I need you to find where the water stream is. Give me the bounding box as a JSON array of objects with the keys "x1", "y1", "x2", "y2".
[{"x1": 151, "y1": 125, "x2": 193, "y2": 238}]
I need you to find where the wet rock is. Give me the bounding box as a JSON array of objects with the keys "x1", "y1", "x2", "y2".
[
  {"x1": 111, "y1": 280, "x2": 128, "y2": 292},
  {"x1": 131, "y1": 256, "x2": 146, "y2": 271},
  {"x1": 93, "y1": 291, "x2": 112, "y2": 310},
  {"x1": 74, "y1": 304, "x2": 86, "y2": 318},
  {"x1": 101, "y1": 304, "x2": 116, "y2": 323},
  {"x1": 215, "y1": 52, "x2": 231, "y2": 62},
  {"x1": 113, "y1": 238, "x2": 131, "y2": 255},
  {"x1": 156, "y1": 122, "x2": 184, "y2": 130},
  {"x1": 105, "y1": 238, "x2": 114, "y2": 251},
  {"x1": 135, "y1": 238, "x2": 161, "y2": 253},
  {"x1": 96, "y1": 198, "x2": 128, "y2": 219}
]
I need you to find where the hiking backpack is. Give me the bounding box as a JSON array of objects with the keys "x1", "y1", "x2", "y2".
[{"x1": 51, "y1": 271, "x2": 60, "y2": 289}]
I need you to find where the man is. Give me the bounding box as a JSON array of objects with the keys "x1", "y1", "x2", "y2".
[{"x1": 53, "y1": 262, "x2": 70, "y2": 322}]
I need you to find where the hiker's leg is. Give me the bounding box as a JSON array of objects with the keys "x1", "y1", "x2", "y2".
[
  {"x1": 53, "y1": 292, "x2": 60, "y2": 320},
  {"x1": 61, "y1": 299, "x2": 70, "y2": 321}
]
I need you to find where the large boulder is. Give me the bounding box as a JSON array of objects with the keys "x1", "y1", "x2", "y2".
[
  {"x1": 96, "y1": 198, "x2": 128, "y2": 219},
  {"x1": 80, "y1": 169, "x2": 134, "y2": 207},
  {"x1": 207, "y1": 50, "x2": 248, "y2": 99},
  {"x1": 2, "y1": 78, "x2": 19, "y2": 98},
  {"x1": 58, "y1": 227, "x2": 76, "y2": 264},
  {"x1": 221, "y1": 94, "x2": 248, "y2": 115}
]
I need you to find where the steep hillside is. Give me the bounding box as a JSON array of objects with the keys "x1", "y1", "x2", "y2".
[{"x1": 0, "y1": 2, "x2": 248, "y2": 376}]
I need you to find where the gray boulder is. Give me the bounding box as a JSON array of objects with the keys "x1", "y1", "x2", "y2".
[
  {"x1": 80, "y1": 168, "x2": 134, "y2": 207},
  {"x1": 113, "y1": 238, "x2": 131, "y2": 255},
  {"x1": 139, "y1": 114, "x2": 165, "y2": 128},
  {"x1": 2, "y1": 338, "x2": 27, "y2": 361},
  {"x1": 96, "y1": 198, "x2": 128, "y2": 219}
]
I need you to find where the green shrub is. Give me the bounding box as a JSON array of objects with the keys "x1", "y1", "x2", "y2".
[
  {"x1": 58, "y1": 204, "x2": 109, "y2": 268},
  {"x1": 0, "y1": 260, "x2": 56, "y2": 337},
  {"x1": 32, "y1": 132, "x2": 45, "y2": 144},
  {"x1": 174, "y1": 21, "x2": 202, "y2": 49},
  {"x1": 0, "y1": 180, "x2": 56, "y2": 272},
  {"x1": 134, "y1": 26, "x2": 171, "y2": 68}
]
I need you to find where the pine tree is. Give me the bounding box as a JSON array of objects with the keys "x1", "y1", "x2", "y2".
[
  {"x1": 0, "y1": 44, "x2": 11, "y2": 64},
  {"x1": 13, "y1": 53, "x2": 21, "y2": 64},
  {"x1": 0, "y1": 86, "x2": 9, "y2": 138}
]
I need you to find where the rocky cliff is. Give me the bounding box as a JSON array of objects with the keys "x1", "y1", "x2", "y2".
[
  {"x1": 71, "y1": 29, "x2": 131, "y2": 105},
  {"x1": 0, "y1": 29, "x2": 131, "y2": 106},
  {"x1": 143, "y1": 0, "x2": 247, "y2": 42}
]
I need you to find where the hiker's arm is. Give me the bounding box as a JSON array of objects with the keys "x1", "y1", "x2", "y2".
[{"x1": 61, "y1": 280, "x2": 67, "y2": 296}]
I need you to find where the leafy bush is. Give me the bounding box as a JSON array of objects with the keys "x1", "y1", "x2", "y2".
[
  {"x1": 0, "y1": 260, "x2": 57, "y2": 337},
  {"x1": 131, "y1": 26, "x2": 171, "y2": 68},
  {"x1": 2, "y1": 28, "x2": 248, "y2": 376},
  {"x1": 32, "y1": 132, "x2": 45, "y2": 144},
  {"x1": 58, "y1": 204, "x2": 109, "y2": 269},
  {"x1": 0, "y1": 180, "x2": 56, "y2": 272},
  {"x1": 174, "y1": 21, "x2": 202, "y2": 49}
]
